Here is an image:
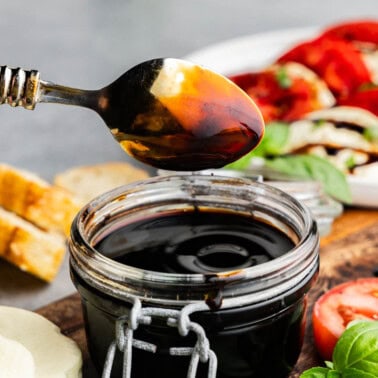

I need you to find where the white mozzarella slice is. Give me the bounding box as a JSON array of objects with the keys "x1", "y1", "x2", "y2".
[
  {"x1": 0, "y1": 306, "x2": 82, "y2": 378},
  {"x1": 285, "y1": 120, "x2": 375, "y2": 153},
  {"x1": 353, "y1": 161, "x2": 378, "y2": 180},
  {"x1": 0, "y1": 333, "x2": 35, "y2": 378},
  {"x1": 306, "y1": 106, "x2": 378, "y2": 130}
]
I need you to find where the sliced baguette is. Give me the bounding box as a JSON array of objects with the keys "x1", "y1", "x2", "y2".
[
  {"x1": 0, "y1": 163, "x2": 81, "y2": 236},
  {"x1": 0, "y1": 207, "x2": 65, "y2": 282},
  {"x1": 54, "y1": 161, "x2": 149, "y2": 204}
]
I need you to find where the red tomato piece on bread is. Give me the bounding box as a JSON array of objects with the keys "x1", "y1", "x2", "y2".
[
  {"x1": 321, "y1": 20, "x2": 378, "y2": 47},
  {"x1": 339, "y1": 86, "x2": 378, "y2": 116},
  {"x1": 229, "y1": 62, "x2": 335, "y2": 123},
  {"x1": 277, "y1": 36, "x2": 371, "y2": 99},
  {"x1": 312, "y1": 278, "x2": 378, "y2": 361}
]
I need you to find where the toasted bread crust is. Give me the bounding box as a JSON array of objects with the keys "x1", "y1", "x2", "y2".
[
  {"x1": 0, "y1": 207, "x2": 65, "y2": 282},
  {"x1": 0, "y1": 164, "x2": 81, "y2": 236},
  {"x1": 0, "y1": 162, "x2": 148, "y2": 282},
  {"x1": 54, "y1": 161, "x2": 149, "y2": 203}
]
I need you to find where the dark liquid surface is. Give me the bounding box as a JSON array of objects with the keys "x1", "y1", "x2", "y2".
[{"x1": 96, "y1": 210, "x2": 294, "y2": 274}]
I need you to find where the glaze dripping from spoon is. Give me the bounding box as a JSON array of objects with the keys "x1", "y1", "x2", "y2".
[{"x1": 0, "y1": 59, "x2": 264, "y2": 170}]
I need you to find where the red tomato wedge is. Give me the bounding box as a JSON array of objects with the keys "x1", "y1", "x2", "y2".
[
  {"x1": 312, "y1": 278, "x2": 378, "y2": 361},
  {"x1": 277, "y1": 36, "x2": 371, "y2": 99},
  {"x1": 229, "y1": 65, "x2": 333, "y2": 123},
  {"x1": 321, "y1": 20, "x2": 378, "y2": 47},
  {"x1": 339, "y1": 86, "x2": 378, "y2": 116}
]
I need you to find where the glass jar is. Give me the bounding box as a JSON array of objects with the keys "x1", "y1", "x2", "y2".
[
  {"x1": 158, "y1": 168, "x2": 344, "y2": 237},
  {"x1": 69, "y1": 174, "x2": 319, "y2": 378}
]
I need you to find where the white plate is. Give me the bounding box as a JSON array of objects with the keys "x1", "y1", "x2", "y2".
[{"x1": 185, "y1": 27, "x2": 378, "y2": 208}]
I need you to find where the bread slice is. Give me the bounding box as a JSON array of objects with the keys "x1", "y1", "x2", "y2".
[
  {"x1": 0, "y1": 164, "x2": 81, "y2": 236},
  {"x1": 0, "y1": 162, "x2": 147, "y2": 281},
  {"x1": 54, "y1": 161, "x2": 149, "y2": 204},
  {"x1": 0, "y1": 207, "x2": 65, "y2": 282}
]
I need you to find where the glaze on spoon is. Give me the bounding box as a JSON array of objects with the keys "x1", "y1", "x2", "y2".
[{"x1": 0, "y1": 59, "x2": 264, "y2": 170}]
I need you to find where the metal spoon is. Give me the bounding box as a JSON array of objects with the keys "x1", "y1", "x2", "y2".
[{"x1": 0, "y1": 58, "x2": 264, "y2": 171}]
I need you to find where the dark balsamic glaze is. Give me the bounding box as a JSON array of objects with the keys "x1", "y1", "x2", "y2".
[
  {"x1": 96, "y1": 209, "x2": 294, "y2": 314},
  {"x1": 96, "y1": 58, "x2": 264, "y2": 171},
  {"x1": 74, "y1": 209, "x2": 310, "y2": 377},
  {"x1": 96, "y1": 210, "x2": 294, "y2": 275}
]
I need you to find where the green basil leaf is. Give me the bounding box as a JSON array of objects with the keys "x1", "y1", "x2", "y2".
[
  {"x1": 225, "y1": 153, "x2": 255, "y2": 170},
  {"x1": 342, "y1": 368, "x2": 378, "y2": 378},
  {"x1": 265, "y1": 154, "x2": 352, "y2": 203},
  {"x1": 345, "y1": 155, "x2": 356, "y2": 169},
  {"x1": 300, "y1": 321, "x2": 378, "y2": 377},
  {"x1": 327, "y1": 371, "x2": 342, "y2": 378},
  {"x1": 299, "y1": 367, "x2": 339, "y2": 377},
  {"x1": 276, "y1": 66, "x2": 293, "y2": 89},
  {"x1": 325, "y1": 361, "x2": 334, "y2": 369},
  {"x1": 333, "y1": 321, "x2": 378, "y2": 374},
  {"x1": 250, "y1": 122, "x2": 290, "y2": 157},
  {"x1": 226, "y1": 122, "x2": 289, "y2": 169},
  {"x1": 363, "y1": 126, "x2": 378, "y2": 142}
]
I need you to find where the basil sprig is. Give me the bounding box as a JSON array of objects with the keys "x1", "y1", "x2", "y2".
[
  {"x1": 363, "y1": 126, "x2": 378, "y2": 143},
  {"x1": 265, "y1": 155, "x2": 352, "y2": 203},
  {"x1": 227, "y1": 122, "x2": 352, "y2": 203},
  {"x1": 276, "y1": 66, "x2": 293, "y2": 89},
  {"x1": 300, "y1": 321, "x2": 378, "y2": 377},
  {"x1": 227, "y1": 122, "x2": 290, "y2": 170}
]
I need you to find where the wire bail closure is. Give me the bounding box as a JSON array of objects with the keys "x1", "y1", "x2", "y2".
[{"x1": 102, "y1": 298, "x2": 218, "y2": 378}]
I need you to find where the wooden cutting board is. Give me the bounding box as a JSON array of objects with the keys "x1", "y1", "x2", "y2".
[{"x1": 37, "y1": 208, "x2": 378, "y2": 378}]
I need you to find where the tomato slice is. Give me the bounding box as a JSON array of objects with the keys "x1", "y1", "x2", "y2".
[
  {"x1": 312, "y1": 277, "x2": 378, "y2": 361},
  {"x1": 321, "y1": 20, "x2": 378, "y2": 47},
  {"x1": 229, "y1": 65, "x2": 333, "y2": 123},
  {"x1": 277, "y1": 36, "x2": 371, "y2": 99},
  {"x1": 339, "y1": 86, "x2": 378, "y2": 116}
]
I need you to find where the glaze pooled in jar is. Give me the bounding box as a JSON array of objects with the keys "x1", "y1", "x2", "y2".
[{"x1": 69, "y1": 175, "x2": 319, "y2": 378}]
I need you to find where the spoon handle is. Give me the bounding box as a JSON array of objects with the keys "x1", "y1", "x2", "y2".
[{"x1": 0, "y1": 65, "x2": 99, "y2": 110}]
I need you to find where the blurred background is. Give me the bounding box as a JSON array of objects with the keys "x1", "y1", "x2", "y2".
[
  {"x1": 0, "y1": 0, "x2": 376, "y2": 309},
  {"x1": 2, "y1": 0, "x2": 378, "y2": 179}
]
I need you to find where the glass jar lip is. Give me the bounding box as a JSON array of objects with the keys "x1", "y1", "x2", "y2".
[
  {"x1": 71, "y1": 174, "x2": 317, "y2": 281},
  {"x1": 159, "y1": 168, "x2": 343, "y2": 237}
]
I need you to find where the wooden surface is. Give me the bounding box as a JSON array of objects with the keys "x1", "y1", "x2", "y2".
[{"x1": 36, "y1": 207, "x2": 378, "y2": 377}]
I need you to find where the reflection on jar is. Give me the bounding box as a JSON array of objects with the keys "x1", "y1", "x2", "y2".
[{"x1": 69, "y1": 174, "x2": 319, "y2": 378}]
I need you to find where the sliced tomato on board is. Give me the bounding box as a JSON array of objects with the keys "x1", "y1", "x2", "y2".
[
  {"x1": 321, "y1": 20, "x2": 378, "y2": 47},
  {"x1": 229, "y1": 66, "x2": 331, "y2": 123},
  {"x1": 312, "y1": 278, "x2": 378, "y2": 361},
  {"x1": 339, "y1": 86, "x2": 378, "y2": 116},
  {"x1": 277, "y1": 36, "x2": 371, "y2": 99}
]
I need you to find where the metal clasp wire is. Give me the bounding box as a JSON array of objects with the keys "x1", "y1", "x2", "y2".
[{"x1": 102, "y1": 298, "x2": 218, "y2": 378}]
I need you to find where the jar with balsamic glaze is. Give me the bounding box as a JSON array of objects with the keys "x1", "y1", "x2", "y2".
[{"x1": 69, "y1": 174, "x2": 319, "y2": 378}]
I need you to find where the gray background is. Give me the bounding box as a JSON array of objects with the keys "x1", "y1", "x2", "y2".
[{"x1": 0, "y1": 0, "x2": 377, "y2": 310}]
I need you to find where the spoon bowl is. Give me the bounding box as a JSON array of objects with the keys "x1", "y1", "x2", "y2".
[{"x1": 0, "y1": 59, "x2": 265, "y2": 171}]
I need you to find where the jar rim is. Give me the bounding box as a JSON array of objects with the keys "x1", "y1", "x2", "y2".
[{"x1": 69, "y1": 174, "x2": 319, "y2": 307}]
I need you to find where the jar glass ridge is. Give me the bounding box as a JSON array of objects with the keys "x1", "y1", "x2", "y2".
[{"x1": 69, "y1": 174, "x2": 319, "y2": 378}]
